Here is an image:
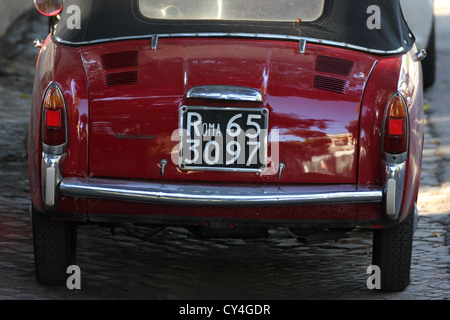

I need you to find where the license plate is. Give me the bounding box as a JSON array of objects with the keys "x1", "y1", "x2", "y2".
[{"x1": 179, "y1": 106, "x2": 269, "y2": 172}]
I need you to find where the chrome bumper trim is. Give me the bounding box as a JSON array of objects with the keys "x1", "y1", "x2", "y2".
[
  {"x1": 60, "y1": 177, "x2": 383, "y2": 206},
  {"x1": 41, "y1": 152, "x2": 66, "y2": 210},
  {"x1": 383, "y1": 160, "x2": 407, "y2": 220}
]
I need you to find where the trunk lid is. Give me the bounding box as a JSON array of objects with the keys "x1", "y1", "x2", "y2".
[{"x1": 80, "y1": 38, "x2": 378, "y2": 184}]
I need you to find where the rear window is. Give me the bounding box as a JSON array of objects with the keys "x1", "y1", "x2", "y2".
[{"x1": 138, "y1": 0, "x2": 325, "y2": 22}]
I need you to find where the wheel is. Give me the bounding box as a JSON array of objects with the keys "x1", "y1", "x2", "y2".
[
  {"x1": 32, "y1": 206, "x2": 77, "y2": 286},
  {"x1": 422, "y1": 19, "x2": 436, "y2": 88},
  {"x1": 372, "y1": 210, "x2": 414, "y2": 292}
]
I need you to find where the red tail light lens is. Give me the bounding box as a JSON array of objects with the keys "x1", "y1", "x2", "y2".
[
  {"x1": 383, "y1": 93, "x2": 408, "y2": 154},
  {"x1": 45, "y1": 110, "x2": 61, "y2": 128},
  {"x1": 388, "y1": 118, "x2": 404, "y2": 136},
  {"x1": 42, "y1": 84, "x2": 67, "y2": 147}
]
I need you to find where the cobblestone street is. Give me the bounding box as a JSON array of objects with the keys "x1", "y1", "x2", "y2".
[{"x1": 0, "y1": 8, "x2": 448, "y2": 301}]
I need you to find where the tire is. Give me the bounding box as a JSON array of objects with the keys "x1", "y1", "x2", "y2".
[
  {"x1": 422, "y1": 19, "x2": 436, "y2": 88},
  {"x1": 372, "y1": 210, "x2": 414, "y2": 292},
  {"x1": 32, "y1": 207, "x2": 78, "y2": 286}
]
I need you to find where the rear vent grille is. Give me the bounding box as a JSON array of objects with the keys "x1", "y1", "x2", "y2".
[
  {"x1": 313, "y1": 75, "x2": 348, "y2": 94},
  {"x1": 315, "y1": 56, "x2": 355, "y2": 76},
  {"x1": 101, "y1": 51, "x2": 139, "y2": 70},
  {"x1": 105, "y1": 71, "x2": 139, "y2": 87}
]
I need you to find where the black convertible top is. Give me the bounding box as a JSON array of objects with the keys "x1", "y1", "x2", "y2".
[{"x1": 53, "y1": 0, "x2": 415, "y2": 55}]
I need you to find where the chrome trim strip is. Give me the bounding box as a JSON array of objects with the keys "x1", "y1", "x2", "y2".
[
  {"x1": 53, "y1": 33, "x2": 407, "y2": 55},
  {"x1": 60, "y1": 177, "x2": 383, "y2": 206},
  {"x1": 186, "y1": 85, "x2": 264, "y2": 102}
]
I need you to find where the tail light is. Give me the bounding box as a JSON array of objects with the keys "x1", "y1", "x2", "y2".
[
  {"x1": 42, "y1": 84, "x2": 68, "y2": 150},
  {"x1": 382, "y1": 92, "x2": 409, "y2": 155}
]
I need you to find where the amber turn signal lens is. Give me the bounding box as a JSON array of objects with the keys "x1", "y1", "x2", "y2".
[
  {"x1": 44, "y1": 87, "x2": 65, "y2": 109},
  {"x1": 386, "y1": 94, "x2": 407, "y2": 118}
]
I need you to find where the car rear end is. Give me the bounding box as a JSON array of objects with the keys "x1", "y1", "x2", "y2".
[{"x1": 29, "y1": 0, "x2": 424, "y2": 291}]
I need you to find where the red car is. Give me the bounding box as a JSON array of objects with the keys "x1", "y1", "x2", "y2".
[{"x1": 29, "y1": 0, "x2": 424, "y2": 291}]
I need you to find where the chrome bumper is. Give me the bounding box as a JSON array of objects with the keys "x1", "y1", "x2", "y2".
[{"x1": 58, "y1": 177, "x2": 383, "y2": 207}]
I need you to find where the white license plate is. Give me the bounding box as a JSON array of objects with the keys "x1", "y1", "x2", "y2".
[{"x1": 179, "y1": 106, "x2": 269, "y2": 172}]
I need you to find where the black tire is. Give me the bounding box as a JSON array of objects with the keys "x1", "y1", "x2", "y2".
[
  {"x1": 422, "y1": 19, "x2": 436, "y2": 88},
  {"x1": 372, "y1": 210, "x2": 414, "y2": 292},
  {"x1": 32, "y1": 207, "x2": 77, "y2": 286}
]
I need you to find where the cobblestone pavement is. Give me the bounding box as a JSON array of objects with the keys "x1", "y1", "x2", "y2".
[{"x1": 0, "y1": 9, "x2": 449, "y2": 300}]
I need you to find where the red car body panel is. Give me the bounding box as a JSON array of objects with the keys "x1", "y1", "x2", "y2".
[
  {"x1": 29, "y1": 37, "x2": 423, "y2": 229},
  {"x1": 81, "y1": 38, "x2": 377, "y2": 184},
  {"x1": 29, "y1": 36, "x2": 89, "y2": 216},
  {"x1": 356, "y1": 51, "x2": 424, "y2": 227},
  {"x1": 87, "y1": 200, "x2": 356, "y2": 228}
]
